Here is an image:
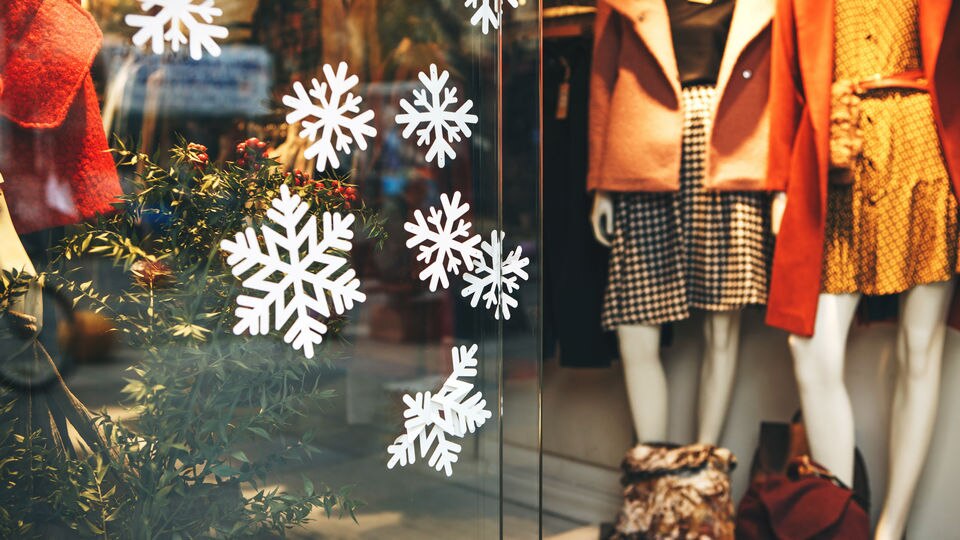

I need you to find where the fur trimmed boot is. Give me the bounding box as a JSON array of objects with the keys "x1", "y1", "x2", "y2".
[{"x1": 605, "y1": 443, "x2": 737, "y2": 540}]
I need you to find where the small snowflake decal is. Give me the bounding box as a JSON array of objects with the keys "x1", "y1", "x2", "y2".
[
  {"x1": 465, "y1": 0, "x2": 520, "y2": 34},
  {"x1": 405, "y1": 191, "x2": 482, "y2": 292},
  {"x1": 220, "y1": 184, "x2": 366, "y2": 359},
  {"x1": 125, "y1": 0, "x2": 229, "y2": 60},
  {"x1": 461, "y1": 230, "x2": 530, "y2": 320},
  {"x1": 282, "y1": 62, "x2": 378, "y2": 174},
  {"x1": 387, "y1": 344, "x2": 492, "y2": 477},
  {"x1": 396, "y1": 65, "x2": 478, "y2": 168}
]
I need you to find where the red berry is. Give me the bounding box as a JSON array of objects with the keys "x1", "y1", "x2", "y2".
[{"x1": 246, "y1": 137, "x2": 259, "y2": 146}]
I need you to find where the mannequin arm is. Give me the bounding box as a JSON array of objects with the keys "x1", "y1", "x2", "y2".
[
  {"x1": 771, "y1": 192, "x2": 787, "y2": 235},
  {"x1": 590, "y1": 190, "x2": 614, "y2": 247}
]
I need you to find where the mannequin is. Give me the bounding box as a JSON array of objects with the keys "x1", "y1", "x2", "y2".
[
  {"x1": 0, "y1": 178, "x2": 43, "y2": 356},
  {"x1": 588, "y1": 0, "x2": 774, "y2": 448},
  {"x1": 772, "y1": 201, "x2": 956, "y2": 540},
  {"x1": 766, "y1": 1, "x2": 960, "y2": 538},
  {"x1": 592, "y1": 194, "x2": 741, "y2": 444}
]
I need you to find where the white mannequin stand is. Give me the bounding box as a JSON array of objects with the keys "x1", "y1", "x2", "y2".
[
  {"x1": 773, "y1": 193, "x2": 956, "y2": 540},
  {"x1": 591, "y1": 191, "x2": 742, "y2": 444}
]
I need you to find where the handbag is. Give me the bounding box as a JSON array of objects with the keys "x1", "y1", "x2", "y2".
[
  {"x1": 735, "y1": 415, "x2": 870, "y2": 540},
  {"x1": 605, "y1": 443, "x2": 737, "y2": 540}
]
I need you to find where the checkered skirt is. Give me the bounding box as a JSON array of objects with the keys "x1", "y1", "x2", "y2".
[{"x1": 601, "y1": 85, "x2": 773, "y2": 329}]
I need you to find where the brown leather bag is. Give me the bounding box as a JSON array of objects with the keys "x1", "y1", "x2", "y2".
[{"x1": 735, "y1": 415, "x2": 871, "y2": 540}]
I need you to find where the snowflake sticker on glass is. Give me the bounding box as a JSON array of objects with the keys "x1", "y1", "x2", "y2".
[
  {"x1": 405, "y1": 191, "x2": 482, "y2": 292},
  {"x1": 282, "y1": 62, "x2": 377, "y2": 174},
  {"x1": 387, "y1": 344, "x2": 492, "y2": 477},
  {"x1": 462, "y1": 230, "x2": 530, "y2": 320},
  {"x1": 405, "y1": 191, "x2": 531, "y2": 320},
  {"x1": 465, "y1": 0, "x2": 520, "y2": 34},
  {"x1": 125, "y1": 0, "x2": 229, "y2": 60},
  {"x1": 220, "y1": 184, "x2": 366, "y2": 359},
  {"x1": 396, "y1": 65, "x2": 478, "y2": 169}
]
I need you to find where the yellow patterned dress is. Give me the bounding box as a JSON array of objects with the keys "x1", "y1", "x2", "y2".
[{"x1": 821, "y1": 0, "x2": 960, "y2": 295}]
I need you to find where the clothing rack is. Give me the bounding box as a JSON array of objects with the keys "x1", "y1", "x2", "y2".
[{"x1": 544, "y1": 6, "x2": 595, "y2": 39}]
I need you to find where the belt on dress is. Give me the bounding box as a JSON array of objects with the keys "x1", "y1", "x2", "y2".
[{"x1": 853, "y1": 69, "x2": 928, "y2": 93}]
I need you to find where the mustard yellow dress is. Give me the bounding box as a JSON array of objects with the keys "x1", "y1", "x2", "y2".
[{"x1": 822, "y1": 0, "x2": 960, "y2": 295}]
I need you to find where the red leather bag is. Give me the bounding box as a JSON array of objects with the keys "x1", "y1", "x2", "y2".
[{"x1": 735, "y1": 419, "x2": 870, "y2": 540}]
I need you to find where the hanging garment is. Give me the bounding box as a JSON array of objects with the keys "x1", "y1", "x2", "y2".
[
  {"x1": 765, "y1": 0, "x2": 960, "y2": 336},
  {"x1": 0, "y1": 0, "x2": 121, "y2": 235},
  {"x1": 588, "y1": 0, "x2": 773, "y2": 193},
  {"x1": 604, "y1": 443, "x2": 737, "y2": 540},
  {"x1": 821, "y1": 0, "x2": 958, "y2": 295},
  {"x1": 602, "y1": 85, "x2": 772, "y2": 327},
  {"x1": 543, "y1": 35, "x2": 617, "y2": 367}
]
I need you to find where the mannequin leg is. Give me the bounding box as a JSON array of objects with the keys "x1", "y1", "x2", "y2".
[
  {"x1": 789, "y1": 293, "x2": 861, "y2": 486},
  {"x1": 617, "y1": 324, "x2": 668, "y2": 442},
  {"x1": 875, "y1": 280, "x2": 956, "y2": 540},
  {"x1": 697, "y1": 310, "x2": 743, "y2": 444}
]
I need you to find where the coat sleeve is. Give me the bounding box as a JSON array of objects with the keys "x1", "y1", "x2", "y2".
[
  {"x1": 586, "y1": 1, "x2": 621, "y2": 192},
  {"x1": 767, "y1": 0, "x2": 803, "y2": 191}
]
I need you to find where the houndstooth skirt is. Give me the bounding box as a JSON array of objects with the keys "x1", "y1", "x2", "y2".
[{"x1": 601, "y1": 85, "x2": 773, "y2": 329}]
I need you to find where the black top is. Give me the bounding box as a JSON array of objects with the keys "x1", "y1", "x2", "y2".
[{"x1": 665, "y1": 0, "x2": 736, "y2": 85}]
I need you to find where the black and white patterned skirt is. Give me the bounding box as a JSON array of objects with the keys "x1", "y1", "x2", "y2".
[{"x1": 601, "y1": 85, "x2": 773, "y2": 329}]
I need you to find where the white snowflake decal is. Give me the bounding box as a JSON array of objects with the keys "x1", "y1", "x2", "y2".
[
  {"x1": 395, "y1": 65, "x2": 478, "y2": 168},
  {"x1": 220, "y1": 184, "x2": 366, "y2": 359},
  {"x1": 125, "y1": 0, "x2": 229, "y2": 60},
  {"x1": 405, "y1": 191, "x2": 482, "y2": 292},
  {"x1": 461, "y1": 230, "x2": 530, "y2": 320},
  {"x1": 465, "y1": 0, "x2": 520, "y2": 35},
  {"x1": 387, "y1": 344, "x2": 492, "y2": 477},
  {"x1": 282, "y1": 62, "x2": 378, "y2": 174}
]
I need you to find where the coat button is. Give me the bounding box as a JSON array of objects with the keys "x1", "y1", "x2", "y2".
[
  {"x1": 637, "y1": 10, "x2": 647, "y2": 22},
  {"x1": 742, "y1": 69, "x2": 753, "y2": 79}
]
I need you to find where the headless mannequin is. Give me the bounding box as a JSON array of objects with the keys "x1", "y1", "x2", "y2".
[
  {"x1": 0, "y1": 181, "x2": 44, "y2": 355},
  {"x1": 772, "y1": 194, "x2": 956, "y2": 540},
  {"x1": 592, "y1": 191, "x2": 741, "y2": 443}
]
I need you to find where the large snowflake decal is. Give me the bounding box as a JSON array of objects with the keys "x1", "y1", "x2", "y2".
[
  {"x1": 387, "y1": 344, "x2": 492, "y2": 477},
  {"x1": 465, "y1": 0, "x2": 520, "y2": 34},
  {"x1": 461, "y1": 230, "x2": 530, "y2": 320},
  {"x1": 220, "y1": 184, "x2": 366, "y2": 359},
  {"x1": 395, "y1": 65, "x2": 478, "y2": 169},
  {"x1": 282, "y1": 62, "x2": 378, "y2": 174},
  {"x1": 125, "y1": 0, "x2": 229, "y2": 60},
  {"x1": 405, "y1": 191, "x2": 482, "y2": 292}
]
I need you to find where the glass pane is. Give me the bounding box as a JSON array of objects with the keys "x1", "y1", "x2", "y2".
[{"x1": 0, "y1": 1, "x2": 540, "y2": 538}]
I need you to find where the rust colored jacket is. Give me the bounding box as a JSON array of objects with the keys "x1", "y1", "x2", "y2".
[
  {"x1": 765, "y1": 0, "x2": 960, "y2": 336},
  {"x1": 588, "y1": 0, "x2": 774, "y2": 192}
]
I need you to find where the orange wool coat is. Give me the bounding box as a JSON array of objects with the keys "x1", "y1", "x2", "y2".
[
  {"x1": 765, "y1": 0, "x2": 960, "y2": 336},
  {"x1": 588, "y1": 0, "x2": 775, "y2": 193}
]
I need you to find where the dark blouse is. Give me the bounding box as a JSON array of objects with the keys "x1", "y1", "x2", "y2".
[{"x1": 665, "y1": 0, "x2": 736, "y2": 85}]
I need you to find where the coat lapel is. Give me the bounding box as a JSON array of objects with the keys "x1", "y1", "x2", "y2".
[
  {"x1": 715, "y1": 0, "x2": 774, "y2": 105},
  {"x1": 919, "y1": 0, "x2": 952, "y2": 81},
  {"x1": 604, "y1": 0, "x2": 681, "y2": 94}
]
